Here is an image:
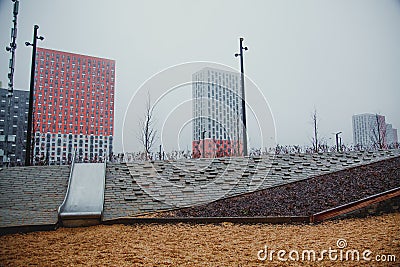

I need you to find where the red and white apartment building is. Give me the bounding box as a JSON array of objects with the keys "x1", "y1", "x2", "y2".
[{"x1": 33, "y1": 47, "x2": 115, "y2": 164}]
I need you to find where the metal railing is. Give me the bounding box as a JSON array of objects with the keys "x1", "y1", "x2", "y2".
[{"x1": 311, "y1": 187, "x2": 400, "y2": 223}]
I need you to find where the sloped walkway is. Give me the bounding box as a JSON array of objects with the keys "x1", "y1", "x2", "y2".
[
  {"x1": 158, "y1": 156, "x2": 400, "y2": 217},
  {"x1": 102, "y1": 149, "x2": 400, "y2": 220},
  {"x1": 1, "y1": 149, "x2": 399, "y2": 229},
  {"x1": 0, "y1": 166, "x2": 69, "y2": 228}
]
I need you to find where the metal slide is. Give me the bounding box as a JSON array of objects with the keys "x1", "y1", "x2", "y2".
[{"x1": 58, "y1": 154, "x2": 106, "y2": 227}]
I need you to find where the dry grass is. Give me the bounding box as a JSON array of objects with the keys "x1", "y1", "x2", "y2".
[{"x1": 1, "y1": 213, "x2": 399, "y2": 266}]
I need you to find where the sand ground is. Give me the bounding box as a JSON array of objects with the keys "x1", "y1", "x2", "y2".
[{"x1": 1, "y1": 213, "x2": 399, "y2": 266}]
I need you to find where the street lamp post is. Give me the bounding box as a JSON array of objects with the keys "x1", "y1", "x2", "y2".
[
  {"x1": 235, "y1": 37, "x2": 248, "y2": 156},
  {"x1": 25, "y1": 25, "x2": 44, "y2": 166},
  {"x1": 3, "y1": 0, "x2": 20, "y2": 167},
  {"x1": 5, "y1": 0, "x2": 19, "y2": 98}
]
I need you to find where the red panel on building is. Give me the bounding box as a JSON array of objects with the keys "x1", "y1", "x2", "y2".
[
  {"x1": 34, "y1": 47, "x2": 115, "y2": 136},
  {"x1": 32, "y1": 47, "x2": 115, "y2": 164},
  {"x1": 192, "y1": 139, "x2": 242, "y2": 158}
]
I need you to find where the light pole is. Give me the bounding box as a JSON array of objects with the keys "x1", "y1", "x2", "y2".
[
  {"x1": 5, "y1": 0, "x2": 19, "y2": 98},
  {"x1": 25, "y1": 25, "x2": 44, "y2": 166},
  {"x1": 3, "y1": 0, "x2": 20, "y2": 167},
  {"x1": 235, "y1": 37, "x2": 248, "y2": 156}
]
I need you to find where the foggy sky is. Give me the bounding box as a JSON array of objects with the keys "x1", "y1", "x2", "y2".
[{"x1": 0, "y1": 0, "x2": 399, "y2": 153}]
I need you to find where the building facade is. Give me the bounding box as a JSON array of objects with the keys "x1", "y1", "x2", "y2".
[
  {"x1": 0, "y1": 88, "x2": 29, "y2": 166},
  {"x1": 192, "y1": 67, "x2": 243, "y2": 158},
  {"x1": 393, "y1": 129, "x2": 399, "y2": 147},
  {"x1": 385, "y1": 124, "x2": 398, "y2": 148},
  {"x1": 352, "y1": 113, "x2": 387, "y2": 149},
  {"x1": 32, "y1": 47, "x2": 115, "y2": 164}
]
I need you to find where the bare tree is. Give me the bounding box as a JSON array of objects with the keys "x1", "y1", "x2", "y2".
[
  {"x1": 370, "y1": 113, "x2": 386, "y2": 149},
  {"x1": 138, "y1": 94, "x2": 157, "y2": 160},
  {"x1": 310, "y1": 108, "x2": 319, "y2": 153}
]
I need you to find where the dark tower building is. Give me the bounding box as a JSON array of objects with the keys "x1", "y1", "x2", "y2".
[{"x1": 0, "y1": 88, "x2": 29, "y2": 166}]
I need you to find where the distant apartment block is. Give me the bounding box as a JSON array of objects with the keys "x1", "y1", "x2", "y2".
[
  {"x1": 352, "y1": 113, "x2": 398, "y2": 149},
  {"x1": 0, "y1": 88, "x2": 29, "y2": 166},
  {"x1": 192, "y1": 67, "x2": 243, "y2": 158},
  {"x1": 385, "y1": 124, "x2": 398, "y2": 148},
  {"x1": 32, "y1": 47, "x2": 115, "y2": 164}
]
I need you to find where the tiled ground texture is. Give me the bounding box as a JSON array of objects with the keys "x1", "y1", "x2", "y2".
[
  {"x1": 0, "y1": 166, "x2": 70, "y2": 227},
  {"x1": 102, "y1": 149, "x2": 400, "y2": 220},
  {"x1": 1, "y1": 150, "x2": 399, "y2": 228}
]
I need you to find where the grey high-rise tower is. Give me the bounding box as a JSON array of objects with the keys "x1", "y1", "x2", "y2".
[{"x1": 192, "y1": 67, "x2": 243, "y2": 158}]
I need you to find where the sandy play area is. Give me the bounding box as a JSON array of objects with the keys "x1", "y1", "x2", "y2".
[{"x1": 1, "y1": 213, "x2": 399, "y2": 266}]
